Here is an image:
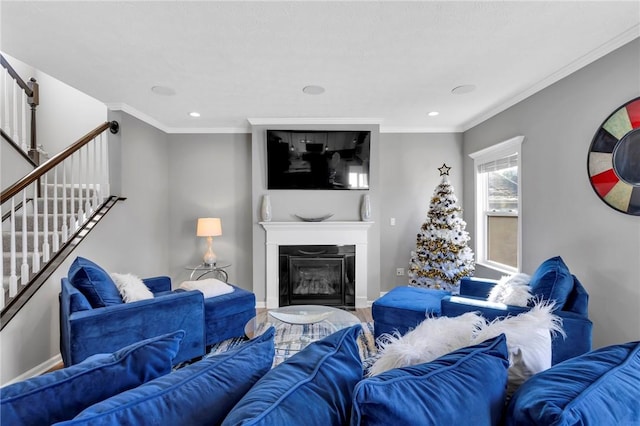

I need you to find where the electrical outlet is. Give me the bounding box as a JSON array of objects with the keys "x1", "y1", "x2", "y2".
[
  {"x1": 396, "y1": 268, "x2": 405, "y2": 276},
  {"x1": 390, "y1": 217, "x2": 396, "y2": 226}
]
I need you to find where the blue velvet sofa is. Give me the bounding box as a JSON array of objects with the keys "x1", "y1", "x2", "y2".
[
  {"x1": 441, "y1": 256, "x2": 593, "y2": 364},
  {"x1": 2, "y1": 328, "x2": 638, "y2": 425},
  {"x1": 374, "y1": 256, "x2": 593, "y2": 365}
]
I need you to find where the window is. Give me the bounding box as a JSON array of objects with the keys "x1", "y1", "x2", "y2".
[{"x1": 470, "y1": 136, "x2": 523, "y2": 272}]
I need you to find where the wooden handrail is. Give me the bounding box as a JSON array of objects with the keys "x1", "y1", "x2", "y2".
[
  {"x1": 0, "y1": 54, "x2": 33, "y2": 97},
  {"x1": 1, "y1": 121, "x2": 119, "y2": 203},
  {"x1": 1, "y1": 128, "x2": 37, "y2": 167}
]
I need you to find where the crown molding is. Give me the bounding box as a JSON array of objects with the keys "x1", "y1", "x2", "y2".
[
  {"x1": 106, "y1": 103, "x2": 250, "y2": 134},
  {"x1": 379, "y1": 125, "x2": 463, "y2": 134},
  {"x1": 461, "y1": 25, "x2": 640, "y2": 131},
  {"x1": 247, "y1": 117, "x2": 382, "y2": 127},
  {"x1": 105, "y1": 103, "x2": 170, "y2": 133}
]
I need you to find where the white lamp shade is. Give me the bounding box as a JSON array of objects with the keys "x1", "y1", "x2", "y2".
[{"x1": 197, "y1": 218, "x2": 222, "y2": 237}]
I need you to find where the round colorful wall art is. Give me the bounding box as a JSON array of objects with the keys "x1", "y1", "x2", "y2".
[{"x1": 587, "y1": 97, "x2": 640, "y2": 215}]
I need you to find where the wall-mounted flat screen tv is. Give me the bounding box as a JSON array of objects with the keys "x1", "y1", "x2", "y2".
[{"x1": 267, "y1": 130, "x2": 370, "y2": 190}]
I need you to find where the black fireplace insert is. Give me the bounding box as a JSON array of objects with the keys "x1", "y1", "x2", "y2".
[{"x1": 279, "y1": 245, "x2": 355, "y2": 308}]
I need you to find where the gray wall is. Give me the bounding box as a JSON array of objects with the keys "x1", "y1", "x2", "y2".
[
  {"x1": 1, "y1": 112, "x2": 172, "y2": 384},
  {"x1": 462, "y1": 38, "x2": 640, "y2": 349},
  {"x1": 166, "y1": 133, "x2": 253, "y2": 288},
  {"x1": 379, "y1": 132, "x2": 464, "y2": 292},
  {"x1": 2, "y1": 53, "x2": 106, "y2": 159}
]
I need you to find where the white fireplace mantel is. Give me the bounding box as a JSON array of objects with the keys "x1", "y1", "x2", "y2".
[{"x1": 260, "y1": 221, "x2": 373, "y2": 309}]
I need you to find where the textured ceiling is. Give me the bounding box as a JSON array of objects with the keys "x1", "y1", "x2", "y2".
[{"x1": 1, "y1": 1, "x2": 639, "y2": 133}]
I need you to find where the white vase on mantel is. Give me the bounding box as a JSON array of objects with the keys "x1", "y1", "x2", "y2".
[
  {"x1": 360, "y1": 194, "x2": 371, "y2": 221},
  {"x1": 261, "y1": 195, "x2": 272, "y2": 222}
]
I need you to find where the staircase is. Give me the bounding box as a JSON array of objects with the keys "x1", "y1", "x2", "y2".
[
  {"x1": 1, "y1": 53, "x2": 121, "y2": 327},
  {"x1": 2, "y1": 184, "x2": 97, "y2": 288}
]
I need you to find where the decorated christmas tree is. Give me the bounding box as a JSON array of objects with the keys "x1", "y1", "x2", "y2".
[{"x1": 408, "y1": 164, "x2": 475, "y2": 293}]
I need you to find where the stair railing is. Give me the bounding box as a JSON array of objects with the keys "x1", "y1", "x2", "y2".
[
  {"x1": 1, "y1": 121, "x2": 119, "y2": 311},
  {"x1": 1, "y1": 53, "x2": 39, "y2": 164}
]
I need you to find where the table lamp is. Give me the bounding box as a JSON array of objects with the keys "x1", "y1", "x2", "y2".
[{"x1": 197, "y1": 217, "x2": 222, "y2": 265}]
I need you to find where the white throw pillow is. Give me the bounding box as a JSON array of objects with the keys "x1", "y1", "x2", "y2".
[
  {"x1": 179, "y1": 278, "x2": 234, "y2": 299},
  {"x1": 488, "y1": 273, "x2": 533, "y2": 307},
  {"x1": 110, "y1": 273, "x2": 154, "y2": 303},
  {"x1": 472, "y1": 301, "x2": 564, "y2": 396},
  {"x1": 370, "y1": 301, "x2": 564, "y2": 397},
  {"x1": 368, "y1": 312, "x2": 485, "y2": 376}
]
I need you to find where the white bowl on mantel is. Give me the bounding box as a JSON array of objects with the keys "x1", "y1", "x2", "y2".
[{"x1": 293, "y1": 214, "x2": 334, "y2": 222}]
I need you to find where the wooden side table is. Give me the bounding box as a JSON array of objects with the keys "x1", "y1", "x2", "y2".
[{"x1": 185, "y1": 262, "x2": 230, "y2": 282}]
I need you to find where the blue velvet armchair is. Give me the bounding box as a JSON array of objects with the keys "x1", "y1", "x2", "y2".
[
  {"x1": 441, "y1": 256, "x2": 593, "y2": 365},
  {"x1": 60, "y1": 276, "x2": 206, "y2": 367}
]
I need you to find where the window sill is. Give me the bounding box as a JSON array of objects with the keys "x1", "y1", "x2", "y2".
[{"x1": 476, "y1": 261, "x2": 517, "y2": 276}]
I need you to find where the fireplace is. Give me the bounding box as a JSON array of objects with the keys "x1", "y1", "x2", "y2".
[
  {"x1": 279, "y1": 245, "x2": 355, "y2": 307},
  {"x1": 260, "y1": 221, "x2": 373, "y2": 309}
]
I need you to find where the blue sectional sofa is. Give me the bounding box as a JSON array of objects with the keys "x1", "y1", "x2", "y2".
[{"x1": 2, "y1": 327, "x2": 638, "y2": 425}]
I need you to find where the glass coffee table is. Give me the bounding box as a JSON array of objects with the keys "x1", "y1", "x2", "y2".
[{"x1": 245, "y1": 305, "x2": 360, "y2": 363}]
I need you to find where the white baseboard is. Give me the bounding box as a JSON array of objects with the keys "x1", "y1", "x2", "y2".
[
  {"x1": 255, "y1": 301, "x2": 266, "y2": 309},
  {"x1": 5, "y1": 353, "x2": 62, "y2": 386},
  {"x1": 366, "y1": 291, "x2": 388, "y2": 307}
]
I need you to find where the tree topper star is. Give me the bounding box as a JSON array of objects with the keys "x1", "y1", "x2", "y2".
[{"x1": 438, "y1": 163, "x2": 451, "y2": 176}]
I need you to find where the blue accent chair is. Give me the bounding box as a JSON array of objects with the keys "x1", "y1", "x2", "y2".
[
  {"x1": 440, "y1": 257, "x2": 592, "y2": 365},
  {"x1": 60, "y1": 276, "x2": 206, "y2": 367}
]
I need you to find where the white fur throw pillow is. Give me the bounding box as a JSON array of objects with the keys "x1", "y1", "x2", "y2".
[
  {"x1": 110, "y1": 273, "x2": 154, "y2": 303},
  {"x1": 369, "y1": 301, "x2": 564, "y2": 397},
  {"x1": 368, "y1": 312, "x2": 485, "y2": 376},
  {"x1": 488, "y1": 273, "x2": 533, "y2": 307},
  {"x1": 179, "y1": 278, "x2": 234, "y2": 299}
]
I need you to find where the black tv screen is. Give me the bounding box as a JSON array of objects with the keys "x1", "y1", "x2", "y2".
[{"x1": 267, "y1": 130, "x2": 370, "y2": 190}]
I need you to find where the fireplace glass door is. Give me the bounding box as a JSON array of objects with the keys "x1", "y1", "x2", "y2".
[
  {"x1": 288, "y1": 257, "x2": 344, "y2": 306},
  {"x1": 279, "y1": 245, "x2": 355, "y2": 307}
]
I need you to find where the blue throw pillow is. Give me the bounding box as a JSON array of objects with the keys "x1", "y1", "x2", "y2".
[
  {"x1": 56, "y1": 328, "x2": 275, "y2": 426},
  {"x1": 528, "y1": 256, "x2": 574, "y2": 308},
  {"x1": 68, "y1": 257, "x2": 122, "y2": 307},
  {"x1": 506, "y1": 340, "x2": 640, "y2": 426},
  {"x1": 351, "y1": 334, "x2": 510, "y2": 426},
  {"x1": 222, "y1": 324, "x2": 363, "y2": 426},
  {"x1": 0, "y1": 330, "x2": 184, "y2": 426}
]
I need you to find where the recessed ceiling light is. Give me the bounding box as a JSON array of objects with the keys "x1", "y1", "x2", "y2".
[
  {"x1": 451, "y1": 84, "x2": 476, "y2": 95},
  {"x1": 302, "y1": 85, "x2": 325, "y2": 95},
  {"x1": 189, "y1": 112, "x2": 201, "y2": 118},
  {"x1": 151, "y1": 85, "x2": 176, "y2": 96},
  {"x1": 428, "y1": 111, "x2": 439, "y2": 117}
]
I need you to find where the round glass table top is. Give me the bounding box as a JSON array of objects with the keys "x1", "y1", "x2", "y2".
[{"x1": 245, "y1": 305, "x2": 360, "y2": 361}]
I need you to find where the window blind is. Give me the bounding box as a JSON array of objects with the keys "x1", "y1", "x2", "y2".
[{"x1": 478, "y1": 153, "x2": 518, "y2": 173}]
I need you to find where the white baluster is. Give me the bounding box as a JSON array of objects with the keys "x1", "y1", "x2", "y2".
[
  {"x1": 42, "y1": 174, "x2": 50, "y2": 263},
  {"x1": 77, "y1": 150, "x2": 84, "y2": 226},
  {"x1": 85, "y1": 144, "x2": 92, "y2": 215},
  {"x1": 102, "y1": 133, "x2": 110, "y2": 199},
  {"x1": 32, "y1": 183, "x2": 40, "y2": 274},
  {"x1": 69, "y1": 155, "x2": 77, "y2": 233},
  {"x1": 53, "y1": 167, "x2": 60, "y2": 252},
  {"x1": 61, "y1": 161, "x2": 69, "y2": 242},
  {"x1": 12, "y1": 83, "x2": 19, "y2": 143},
  {"x1": 20, "y1": 190, "x2": 29, "y2": 286},
  {"x1": 92, "y1": 140, "x2": 99, "y2": 210},
  {"x1": 9, "y1": 199, "x2": 18, "y2": 298}
]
